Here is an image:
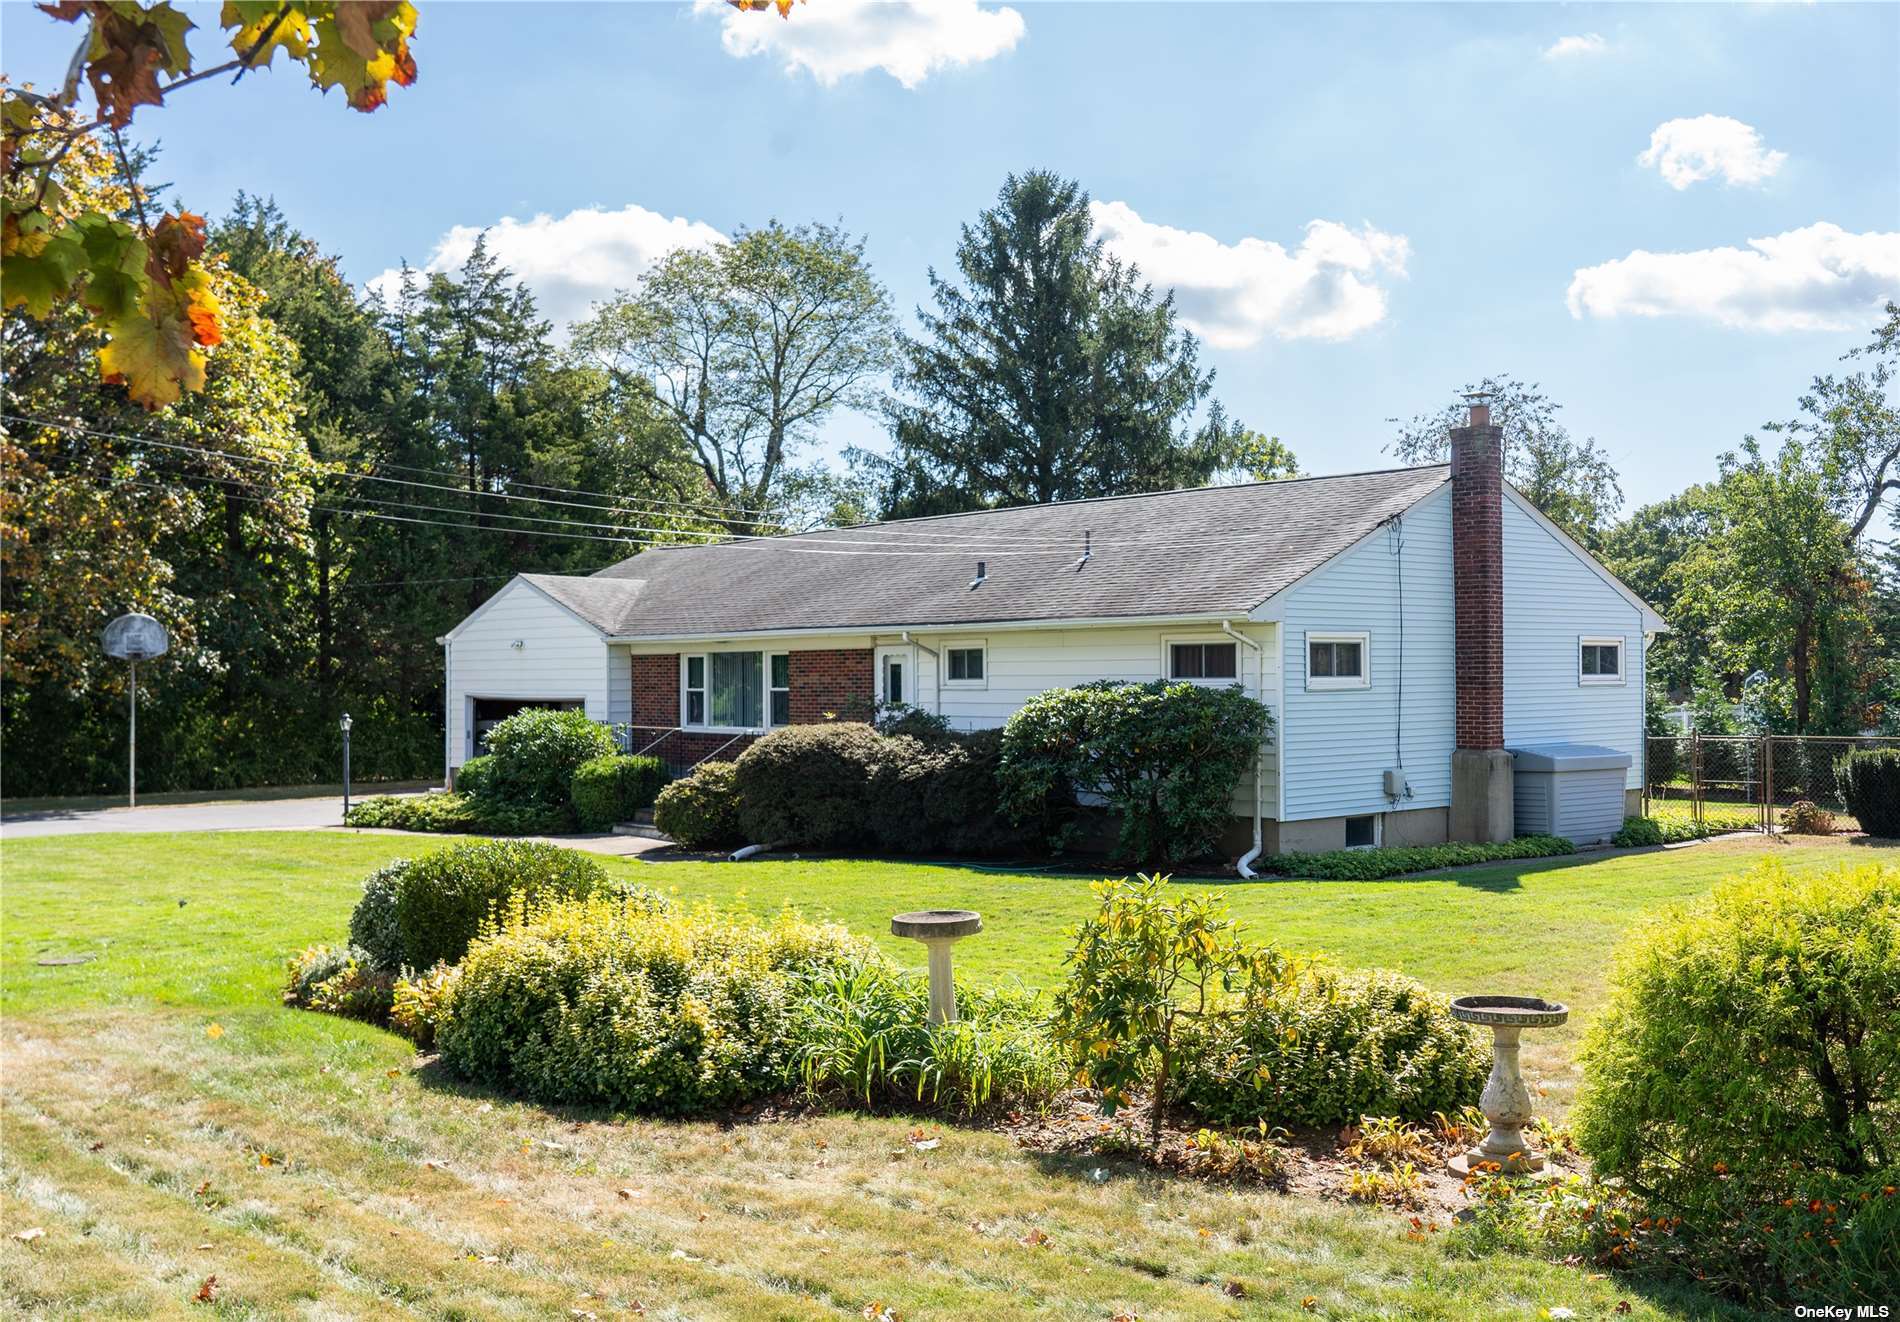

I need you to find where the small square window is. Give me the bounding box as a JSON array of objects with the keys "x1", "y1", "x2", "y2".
[
  {"x1": 947, "y1": 646, "x2": 985, "y2": 682},
  {"x1": 1580, "y1": 637, "x2": 1625, "y2": 685},
  {"x1": 1305, "y1": 632, "x2": 1370, "y2": 690},
  {"x1": 1170, "y1": 642, "x2": 1237, "y2": 681},
  {"x1": 1345, "y1": 815, "x2": 1376, "y2": 848}
]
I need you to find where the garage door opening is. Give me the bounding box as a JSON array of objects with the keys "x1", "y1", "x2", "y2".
[{"x1": 470, "y1": 697, "x2": 584, "y2": 756}]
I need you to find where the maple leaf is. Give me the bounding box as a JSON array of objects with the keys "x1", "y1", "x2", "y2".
[
  {"x1": 43, "y1": 1, "x2": 198, "y2": 127},
  {"x1": 0, "y1": 224, "x2": 86, "y2": 317},
  {"x1": 307, "y1": 2, "x2": 417, "y2": 112},
  {"x1": 97, "y1": 262, "x2": 218, "y2": 408},
  {"x1": 194, "y1": 1274, "x2": 219, "y2": 1303},
  {"x1": 220, "y1": 0, "x2": 313, "y2": 67},
  {"x1": 146, "y1": 210, "x2": 206, "y2": 288}
]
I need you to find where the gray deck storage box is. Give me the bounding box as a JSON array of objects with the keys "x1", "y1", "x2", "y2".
[{"x1": 1509, "y1": 743, "x2": 1633, "y2": 845}]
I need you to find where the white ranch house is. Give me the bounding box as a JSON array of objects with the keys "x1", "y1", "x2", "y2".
[{"x1": 441, "y1": 406, "x2": 1665, "y2": 858}]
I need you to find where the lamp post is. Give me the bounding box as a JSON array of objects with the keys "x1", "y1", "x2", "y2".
[{"x1": 340, "y1": 712, "x2": 353, "y2": 822}]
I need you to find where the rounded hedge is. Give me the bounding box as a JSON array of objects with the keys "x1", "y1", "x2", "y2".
[
  {"x1": 1573, "y1": 859, "x2": 1898, "y2": 1304},
  {"x1": 653, "y1": 761, "x2": 746, "y2": 850},
  {"x1": 734, "y1": 723, "x2": 886, "y2": 848},
  {"x1": 455, "y1": 754, "x2": 497, "y2": 800},
  {"x1": 434, "y1": 895, "x2": 873, "y2": 1115},
  {"x1": 864, "y1": 727, "x2": 1024, "y2": 857},
  {"x1": 570, "y1": 754, "x2": 670, "y2": 832},
  {"x1": 1836, "y1": 747, "x2": 1900, "y2": 837},
  {"x1": 347, "y1": 840, "x2": 613, "y2": 972},
  {"x1": 1175, "y1": 965, "x2": 1489, "y2": 1130},
  {"x1": 481, "y1": 708, "x2": 616, "y2": 814}
]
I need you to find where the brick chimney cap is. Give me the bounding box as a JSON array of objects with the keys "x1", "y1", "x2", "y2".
[{"x1": 1460, "y1": 390, "x2": 1492, "y2": 430}]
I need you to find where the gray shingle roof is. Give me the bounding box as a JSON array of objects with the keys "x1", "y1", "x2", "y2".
[{"x1": 521, "y1": 465, "x2": 1450, "y2": 638}]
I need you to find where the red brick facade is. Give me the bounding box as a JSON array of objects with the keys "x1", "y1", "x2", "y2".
[
  {"x1": 789, "y1": 648, "x2": 875, "y2": 724},
  {"x1": 626, "y1": 646, "x2": 875, "y2": 767},
  {"x1": 1450, "y1": 405, "x2": 1505, "y2": 750}
]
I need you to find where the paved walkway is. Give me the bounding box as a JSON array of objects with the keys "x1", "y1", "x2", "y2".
[{"x1": 1, "y1": 794, "x2": 668, "y2": 857}]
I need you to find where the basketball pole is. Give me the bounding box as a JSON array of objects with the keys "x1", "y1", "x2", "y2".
[{"x1": 128, "y1": 657, "x2": 137, "y2": 809}]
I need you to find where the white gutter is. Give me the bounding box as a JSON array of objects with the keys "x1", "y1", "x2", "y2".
[
  {"x1": 901, "y1": 631, "x2": 942, "y2": 715},
  {"x1": 604, "y1": 610, "x2": 1245, "y2": 646},
  {"x1": 1222, "y1": 619, "x2": 1267, "y2": 879}
]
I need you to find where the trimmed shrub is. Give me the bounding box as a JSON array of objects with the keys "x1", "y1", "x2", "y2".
[
  {"x1": 1175, "y1": 965, "x2": 1489, "y2": 1130},
  {"x1": 652, "y1": 761, "x2": 746, "y2": 850},
  {"x1": 788, "y1": 962, "x2": 1066, "y2": 1115},
  {"x1": 481, "y1": 708, "x2": 616, "y2": 818},
  {"x1": 390, "y1": 963, "x2": 461, "y2": 1049},
  {"x1": 864, "y1": 727, "x2": 1027, "y2": 858},
  {"x1": 342, "y1": 791, "x2": 570, "y2": 836},
  {"x1": 283, "y1": 944, "x2": 394, "y2": 1022},
  {"x1": 455, "y1": 754, "x2": 497, "y2": 800},
  {"x1": 284, "y1": 944, "x2": 354, "y2": 1007},
  {"x1": 874, "y1": 702, "x2": 954, "y2": 742},
  {"x1": 434, "y1": 895, "x2": 875, "y2": 1115},
  {"x1": 570, "y1": 754, "x2": 670, "y2": 832},
  {"x1": 1254, "y1": 835, "x2": 1574, "y2": 881},
  {"x1": 1781, "y1": 798, "x2": 1836, "y2": 835},
  {"x1": 734, "y1": 723, "x2": 885, "y2": 849},
  {"x1": 1837, "y1": 746, "x2": 1900, "y2": 837},
  {"x1": 1611, "y1": 815, "x2": 1665, "y2": 847},
  {"x1": 1572, "y1": 859, "x2": 1899, "y2": 1306},
  {"x1": 346, "y1": 840, "x2": 613, "y2": 973},
  {"x1": 999, "y1": 680, "x2": 1272, "y2": 867}
]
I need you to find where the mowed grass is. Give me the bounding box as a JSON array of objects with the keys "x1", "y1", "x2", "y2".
[{"x1": 3, "y1": 831, "x2": 1862, "y2": 1320}]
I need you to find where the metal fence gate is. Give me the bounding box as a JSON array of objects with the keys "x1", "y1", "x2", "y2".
[{"x1": 1644, "y1": 733, "x2": 1900, "y2": 833}]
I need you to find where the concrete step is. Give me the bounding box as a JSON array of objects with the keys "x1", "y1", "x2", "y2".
[{"x1": 612, "y1": 821, "x2": 667, "y2": 840}]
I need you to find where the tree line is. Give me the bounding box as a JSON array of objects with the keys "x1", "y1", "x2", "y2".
[{"x1": 4, "y1": 136, "x2": 1896, "y2": 794}]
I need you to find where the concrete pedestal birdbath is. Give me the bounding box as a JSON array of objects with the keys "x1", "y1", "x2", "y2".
[
  {"x1": 890, "y1": 909, "x2": 982, "y2": 1025},
  {"x1": 1446, "y1": 995, "x2": 1569, "y2": 1176}
]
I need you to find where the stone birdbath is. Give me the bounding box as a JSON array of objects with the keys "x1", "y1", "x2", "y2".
[
  {"x1": 890, "y1": 909, "x2": 982, "y2": 1025},
  {"x1": 1447, "y1": 994, "x2": 1569, "y2": 1176}
]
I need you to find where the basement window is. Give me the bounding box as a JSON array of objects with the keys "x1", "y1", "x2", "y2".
[
  {"x1": 1169, "y1": 641, "x2": 1238, "y2": 681},
  {"x1": 1345, "y1": 814, "x2": 1377, "y2": 849},
  {"x1": 1306, "y1": 631, "x2": 1370, "y2": 691},
  {"x1": 1579, "y1": 636, "x2": 1625, "y2": 686}
]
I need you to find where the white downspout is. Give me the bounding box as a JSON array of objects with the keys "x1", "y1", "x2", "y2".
[
  {"x1": 1222, "y1": 620, "x2": 1266, "y2": 878},
  {"x1": 901, "y1": 630, "x2": 942, "y2": 716}
]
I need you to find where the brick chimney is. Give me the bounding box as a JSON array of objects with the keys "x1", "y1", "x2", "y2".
[{"x1": 1448, "y1": 399, "x2": 1514, "y2": 842}]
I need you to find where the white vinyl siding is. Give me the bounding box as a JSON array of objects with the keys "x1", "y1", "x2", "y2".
[
  {"x1": 1502, "y1": 495, "x2": 1646, "y2": 789},
  {"x1": 445, "y1": 580, "x2": 611, "y2": 772},
  {"x1": 1281, "y1": 485, "x2": 1455, "y2": 821}
]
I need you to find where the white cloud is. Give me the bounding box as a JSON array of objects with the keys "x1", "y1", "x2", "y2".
[
  {"x1": 367, "y1": 204, "x2": 725, "y2": 328},
  {"x1": 1087, "y1": 202, "x2": 1410, "y2": 348},
  {"x1": 1638, "y1": 115, "x2": 1788, "y2": 190},
  {"x1": 1566, "y1": 223, "x2": 1900, "y2": 332},
  {"x1": 701, "y1": 0, "x2": 1024, "y2": 89},
  {"x1": 1542, "y1": 33, "x2": 1607, "y2": 59}
]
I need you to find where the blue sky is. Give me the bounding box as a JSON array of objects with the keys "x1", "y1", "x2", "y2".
[{"x1": 5, "y1": 0, "x2": 1896, "y2": 512}]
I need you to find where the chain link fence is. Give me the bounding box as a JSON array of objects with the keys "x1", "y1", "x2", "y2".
[{"x1": 1644, "y1": 733, "x2": 1900, "y2": 834}]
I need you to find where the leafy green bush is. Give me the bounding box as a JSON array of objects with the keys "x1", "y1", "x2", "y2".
[
  {"x1": 733, "y1": 722, "x2": 886, "y2": 848},
  {"x1": 284, "y1": 944, "x2": 354, "y2": 1007},
  {"x1": 788, "y1": 962, "x2": 1066, "y2": 1115},
  {"x1": 346, "y1": 840, "x2": 614, "y2": 973},
  {"x1": 481, "y1": 708, "x2": 616, "y2": 819},
  {"x1": 1573, "y1": 859, "x2": 1899, "y2": 1306},
  {"x1": 1000, "y1": 680, "x2": 1272, "y2": 867},
  {"x1": 282, "y1": 944, "x2": 394, "y2": 1022},
  {"x1": 1175, "y1": 965, "x2": 1488, "y2": 1130},
  {"x1": 1837, "y1": 746, "x2": 1900, "y2": 837},
  {"x1": 434, "y1": 895, "x2": 875, "y2": 1115},
  {"x1": 865, "y1": 727, "x2": 1025, "y2": 857},
  {"x1": 1781, "y1": 798, "x2": 1836, "y2": 835},
  {"x1": 342, "y1": 791, "x2": 571, "y2": 836},
  {"x1": 652, "y1": 761, "x2": 746, "y2": 850},
  {"x1": 1255, "y1": 835, "x2": 1574, "y2": 880},
  {"x1": 455, "y1": 754, "x2": 497, "y2": 800},
  {"x1": 569, "y1": 754, "x2": 670, "y2": 832},
  {"x1": 390, "y1": 963, "x2": 461, "y2": 1049},
  {"x1": 874, "y1": 702, "x2": 954, "y2": 742},
  {"x1": 1053, "y1": 876, "x2": 1291, "y2": 1146},
  {"x1": 1611, "y1": 816, "x2": 1665, "y2": 847}
]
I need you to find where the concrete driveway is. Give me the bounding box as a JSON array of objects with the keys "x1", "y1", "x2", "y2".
[{"x1": 1, "y1": 792, "x2": 670, "y2": 857}]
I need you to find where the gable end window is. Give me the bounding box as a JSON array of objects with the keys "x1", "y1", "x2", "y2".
[
  {"x1": 1169, "y1": 641, "x2": 1238, "y2": 681},
  {"x1": 945, "y1": 641, "x2": 987, "y2": 688},
  {"x1": 1580, "y1": 636, "x2": 1625, "y2": 685},
  {"x1": 1306, "y1": 631, "x2": 1370, "y2": 691}
]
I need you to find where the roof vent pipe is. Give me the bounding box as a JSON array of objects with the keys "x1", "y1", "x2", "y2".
[
  {"x1": 969, "y1": 560, "x2": 987, "y2": 590},
  {"x1": 1076, "y1": 530, "x2": 1092, "y2": 571}
]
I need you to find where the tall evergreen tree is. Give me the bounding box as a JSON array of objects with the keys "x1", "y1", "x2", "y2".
[{"x1": 868, "y1": 171, "x2": 1240, "y2": 517}]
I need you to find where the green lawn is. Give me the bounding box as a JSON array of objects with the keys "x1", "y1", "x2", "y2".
[{"x1": 4, "y1": 829, "x2": 1864, "y2": 1320}]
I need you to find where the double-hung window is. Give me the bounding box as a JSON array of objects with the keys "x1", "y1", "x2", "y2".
[
  {"x1": 683, "y1": 652, "x2": 766, "y2": 729},
  {"x1": 1306, "y1": 631, "x2": 1370, "y2": 691},
  {"x1": 1579, "y1": 636, "x2": 1625, "y2": 685},
  {"x1": 944, "y1": 640, "x2": 986, "y2": 688}
]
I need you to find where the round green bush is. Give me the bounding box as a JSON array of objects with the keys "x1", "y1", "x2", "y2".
[
  {"x1": 1836, "y1": 747, "x2": 1900, "y2": 838},
  {"x1": 652, "y1": 761, "x2": 746, "y2": 850},
  {"x1": 346, "y1": 840, "x2": 612, "y2": 972},
  {"x1": 1611, "y1": 815, "x2": 1666, "y2": 847},
  {"x1": 864, "y1": 727, "x2": 1025, "y2": 857},
  {"x1": 455, "y1": 753, "x2": 497, "y2": 800},
  {"x1": 1174, "y1": 965, "x2": 1489, "y2": 1130},
  {"x1": 733, "y1": 723, "x2": 886, "y2": 848},
  {"x1": 1573, "y1": 858, "x2": 1898, "y2": 1305},
  {"x1": 481, "y1": 708, "x2": 616, "y2": 814},
  {"x1": 570, "y1": 754, "x2": 670, "y2": 832},
  {"x1": 434, "y1": 895, "x2": 873, "y2": 1115}
]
